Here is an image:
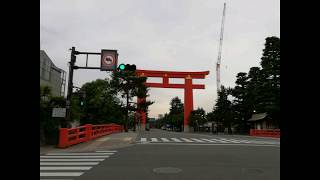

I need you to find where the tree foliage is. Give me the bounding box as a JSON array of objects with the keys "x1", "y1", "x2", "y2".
[
  {"x1": 188, "y1": 107, "x2": 207, "y2": 131},
  {"x1": 40, "y1": 85, "x2": 66, "y2": 144},
  {"x1": 79, "y1": 79, "x2": 124, "y2": 125},
  {"x1": 208, "y1": 36, "x2": 280, "y2": 133}
]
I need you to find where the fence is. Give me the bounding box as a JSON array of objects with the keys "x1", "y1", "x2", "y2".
[
  {"x1": 58, "y1": 123, "x2": 123, "y2": 148},
  {"x1": 250, "y1": 129, "x2": 280, "y2": 138}
]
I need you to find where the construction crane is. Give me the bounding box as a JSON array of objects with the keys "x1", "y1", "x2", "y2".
[{"x1": 216, "y1": 2, "x2": 226, "y2": 92}]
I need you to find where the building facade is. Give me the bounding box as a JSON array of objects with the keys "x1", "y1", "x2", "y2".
[
  {"x1": 40, "y1": 50, "x2": 66, "y2": 97},
  {"x1": 248, "y1": 113, "x2": 278, "y2": 130}
]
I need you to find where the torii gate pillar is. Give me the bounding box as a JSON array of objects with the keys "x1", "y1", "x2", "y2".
[
  {"x1": 136, "y1": 70, "x2": 209, "y2": 132},
  {"x1": 184, "y1": 76, "x2": 193, "y2": 132}
]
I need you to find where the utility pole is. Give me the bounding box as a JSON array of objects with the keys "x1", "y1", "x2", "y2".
[
  {"x1": 65, "y1": 47, "x2": 76, "y2": 128},
  {"x1": 125, "y1": 87, "x2": 129, "y2": 132}
]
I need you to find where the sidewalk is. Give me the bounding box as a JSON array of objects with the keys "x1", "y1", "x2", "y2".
[{"x1": 40, "y1": 131, "x2": 138, "y2": 154}]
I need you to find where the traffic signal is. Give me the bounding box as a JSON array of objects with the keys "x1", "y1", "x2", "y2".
[
  {"x1": 117, "y1": 63, "x2": 136, "y2": 71},
  {"x1": 78, "y1": 92, "x2": 86, "y2": 107}
]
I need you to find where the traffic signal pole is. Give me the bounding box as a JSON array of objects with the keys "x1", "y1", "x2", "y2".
[{"x1": 65, "y1": 47, "x2": 76, "y2": 128}]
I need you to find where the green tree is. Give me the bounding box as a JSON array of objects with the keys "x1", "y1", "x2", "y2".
[
  {"x1": 110, "y1": 71, "x2": 153, "y2": 131},
  {"x1": 168, "y1": 97, "x2": 184, "y2": 131},
  {"x1": 231, "y1": 72, "x2": 251, "y2": 133},
  {"x1": 80, "y1": 79, "x2": 124, "y2": 125},
  {"x1": 259, "y1": 36, "x2": 280, "y2": 127},
  {"x1": 212, "y1": 86, "x2": 235, "y2": 134},
  {"x1": 188, "y1": 108, "x2": 206, "y2": 131}
]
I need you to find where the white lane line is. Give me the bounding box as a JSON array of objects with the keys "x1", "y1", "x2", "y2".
[
  {"x1": 171, "y1": 138, "x2": 182, "y2": 142},
  {"x1": 40, "y1": 166, "x2": 92, "y2": 170},
  {"x1": 190, "y1": 138, "x2": 205, "y2": 143},
  {"x1": 136, "y1": 143, "x2": 280, "y2": 147},
  {"x1": 180, "y1": 138, "x2": 193, "y2": 142},
  {"x1": 221, "y1": 138, "x2": 242, "y2": 143},
  {"x1": 200, "y1": 138, "x2": 218, "y2": 143},
  {"x1": 40, "y1": 156, "x2": 110, "y2": 158},
  {"x1": 40, "y1": 162, "x2": 99, "y2": 165},
  {"x1": 229, "y1": 139, "x2": 249, "y2": 143},
  {"x1": 40, "y1": 179, "x2": 73, "y2": 180},
  {"x1": 211, "y1": 139, "x2": 229, "y2": 143},
  {"x1": 151, "y1": 138, "x2": 159, "y2": 142},
  {"x1": 96, "y1": 150, "x2": 117, "y2": 153},
  {"x1": 40, "y1": 159, "x2": 105, "y2": 162},
  {"x1": 218, "y1": 138, "x2": 241, "y2": 143},
  {"x1": 160, "y1": 138, "x2": 170, "y2": 142},
  {"x1": 234, "y1": 140, "x2": 252, "y2": 143},
  {"x1": 40, "y1": 172, "x2": 84, "y2": 177},
  {"x1": 249, "y1": 141, "x2": 279, "y2": 144},
  {"x1": 47, "y1": 153, "x2": 114, "y2": 156},
  {"x1": 140, "y1": 138, "x2": 147, "y2": 142}
]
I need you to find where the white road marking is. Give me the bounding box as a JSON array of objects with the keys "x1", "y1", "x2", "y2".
[
  {"x1": 171, "y1": 138, "x2": 182, "y2": 142},
  {"x1": 234, "y1": 140, "x2": 252, "y2": 143},
  {"x1": 180, "y1": 138, "x2": 193, "y2": 142},
  {"x1": 40, "y1": 179, "x2": 73, "y2": 180},
  {"x1": 40, "y1": 156, "x2": 109, "y2": 158},
  {"x1": 40, "y1": 172, "x2": 84, "y2": 177},
  {"x1": 211, "y1": 139, "x2": 229, "y2": 143},
  {"x1": 136, "y1": 143, "x2": 280, "y2": 147},
  {"x1": 151, "y1": 138, "x2": 159, "y2": 142},
  {"x1": 47, "y1": 153, "x2": 114, "y2": 156},
  {"x1": 96, "y1": 150, "x2": 117, "y2": 153},
  {"x1": 40, "y1": 166, "x2": 92, "y2": 170},
  {"x1": 40, "y1": 159, "x2": 105, "y2": 162},
  {"x1": 217, "y1": 138, "x2": 241, "y2": 143},
  {"x1": 220, "y1": 138, "x2": 242, "y2": 143},
  {"x1": 160, "y1": 138, "x2": 170, "y2": 142},
  {"x1": 190, "y1": 138, "x2": 205, "y2": 143},
  {"x1": 200, "y1": 138, "x2": 218, "y2": 143},
  {"x1": 40, "y1": 162, "x2": 99, "y2": 165}
]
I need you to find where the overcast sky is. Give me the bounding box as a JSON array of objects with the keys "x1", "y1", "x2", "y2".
[{"x1": 40, "y1": 0, "x2": 280, "y2": 118}]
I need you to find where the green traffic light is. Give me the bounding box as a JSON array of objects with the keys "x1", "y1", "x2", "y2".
[
  {"x1": 80, "y1": 101, "x2": 84, "y2": 106},
  {"x1": 119, "y1": 64, "x2": 125, "y2": 70}
]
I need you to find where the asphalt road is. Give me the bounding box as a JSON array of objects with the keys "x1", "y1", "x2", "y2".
[{"x1": 41, "y1": 129, "x2": 280, "y2": 180}]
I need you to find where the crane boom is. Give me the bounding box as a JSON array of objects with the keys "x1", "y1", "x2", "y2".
[{"x1": 216, "y1": 2, "x2": 226, "y2": 92}]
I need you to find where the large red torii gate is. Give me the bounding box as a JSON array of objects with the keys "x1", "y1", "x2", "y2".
[{"x1": 135, "y1": 69, "x2": 209, "y2": 132}]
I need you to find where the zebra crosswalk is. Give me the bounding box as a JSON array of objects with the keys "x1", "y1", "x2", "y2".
[
  {"x1": 137, "y1": 137, "x2": 280, "y2": 145},
  {"x1": 40, "y1": 150, "x2": 117, "y2": 180}
]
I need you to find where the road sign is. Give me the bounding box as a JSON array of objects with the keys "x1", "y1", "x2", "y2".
[
  {"x1": 52, "y1": 108, "x2": 66, "y2": 117},
  {"x1": 100, "y1": 49, "x2": 118, "y2": 71}
]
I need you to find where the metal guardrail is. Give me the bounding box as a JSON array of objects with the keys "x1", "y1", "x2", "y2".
[{"x1": 58, "y1": 123, "x2": 124, "y2": 148}]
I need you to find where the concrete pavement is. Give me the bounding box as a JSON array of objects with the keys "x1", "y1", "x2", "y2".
[
  {"x1": 76, "y1": 129, "x2": 280, "y2": 180},
  {"x1": 40, "y1": 131, "x2": 138, "y2": 154},
  {"x1": 40, "y1": 128, "x2": 280, "y2": 180}
]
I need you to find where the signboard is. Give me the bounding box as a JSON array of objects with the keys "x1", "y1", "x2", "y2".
[
  {"x1": 100, "y1": 49, "x2": 118, "y2": 71},
  {"x1": 52, "y1": 108, "x2": 66, "y2": 117}
]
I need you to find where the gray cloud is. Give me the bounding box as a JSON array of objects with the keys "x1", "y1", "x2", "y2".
[{"x1": 40, "y1": 0, "x2": 279, "y2": 118}]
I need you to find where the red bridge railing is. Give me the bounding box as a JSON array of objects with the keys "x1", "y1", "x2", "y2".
[
  {"x1": 58, "y1": 123, "x2": 124, "y2": 148},
  {"x1": 250, "y1": 129, "x2": 280, "y2": 138}
]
